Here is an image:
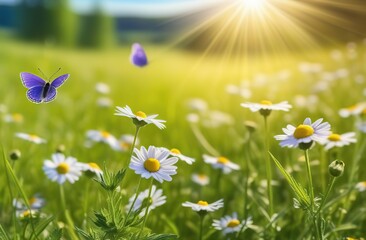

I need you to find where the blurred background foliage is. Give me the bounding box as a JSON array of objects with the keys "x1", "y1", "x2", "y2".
[{"x1": 0, "y1": 0, "x2": 366, "y2": 51}]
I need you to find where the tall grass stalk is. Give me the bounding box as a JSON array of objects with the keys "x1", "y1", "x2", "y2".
[
  {"x1": 263, "y1": 117, "x2": 274, "y2": 219},
  {"x1": 137, "y1": 178, "x2": 154, "y2": 239},
  {"x1": 59, "y1": 185, "x2": 79, "y2": 240}
]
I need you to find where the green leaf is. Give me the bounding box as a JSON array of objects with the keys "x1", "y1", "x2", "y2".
[
  {"x1": 0, "y1": 224, "x2": 10, "y2": 240},
  {"x1": 2, "y1": 147, "x2": 38, "y2": 237},
  {"x1": 45, "y1": 228, "x2": 63, "y2": 240},
  {"x1": 143, "y1": 233, "x2": 179, "y2": 240},
  {"x1": 269, "y1": 152, "x2": 311, "y2": 210},
  {"x1": 75, "y1": 227, "x2": 95, "y2": 240},
  {"x1": 34, "y1": 216, "x2": 55, "y2": 237}
]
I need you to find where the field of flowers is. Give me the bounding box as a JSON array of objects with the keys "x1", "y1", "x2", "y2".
[{"x1": 0, "y1": 31, "x2": 366, "y2": 240}]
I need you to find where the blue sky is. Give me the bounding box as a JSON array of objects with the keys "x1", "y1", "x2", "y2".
[
  {"x1": 0, "y1": 0, "x2": 223, "y2": 18},
  {"x1": 70, "y1": 0, "x2": 223, "y2": 18}
]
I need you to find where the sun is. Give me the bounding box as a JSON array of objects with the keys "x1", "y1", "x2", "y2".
[{"x1": 241, "y1": 0, "x2": 267, "y2": 11}]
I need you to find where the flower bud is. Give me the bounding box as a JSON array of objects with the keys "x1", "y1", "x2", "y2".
[
  {"x1": 244, "y1": 121, "x2": 258, "y2": 133},
  {"x1": 56, "y1": 144, "x2": 65, "y2": 153},
  {"x1": 328, "y1": 160, "x2": 345, "y2": 177},
  {"x1": 9, "y1": 149, "x2": 21, "y2": 161}
]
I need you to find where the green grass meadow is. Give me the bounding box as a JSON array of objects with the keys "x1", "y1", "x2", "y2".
[{"x1": 0, "y1": 30, "x2": 366, "y2": 239}]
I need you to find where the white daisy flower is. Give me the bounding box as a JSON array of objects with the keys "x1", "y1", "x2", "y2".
[
  {"x1": 129, "y1": 146, "x2": 178, "y2": 183},
  {"x1": 241, "y1": 100, "x2": 292, "y2": 117},
  {"x1": 126, "y1": 185, "x2": 166, "y2": 217},
  {"x1": 112, "y1": 134, "x2": 139, "y2": 152},
  {"x1": 3, "y1": 113, "x2": 24, "y2": 123},
  {"x1": 182, "y1": 199, "x2": 224, "y2": 212},
  {"x1": 97, "y1": 97, "x2": 113, "y2": 108},
  {"x1": 203, "y1": 154, "x2": 240, "y2": 174},
  {"x1": 161, "y1": 147, "x2": 195, "y2": 165},
  {"x1": 115, "y1": 105, "x2": 166, "y2": 129},
  {"x1": 212, "y1": 212, "x2": 253, "y2": 235},
  {"x1": 339, "y1": 103, "x2": 366, "y2": 118},
  {"x1": 191, "y1": 173, "x2": 210, "y2": 186},
  {"x1": 201, "y1": 110, "x2": 234, "y2": 128},
  {"x1": 186, "y1": 98, "x2": 208, "y2": 112},
  {"x1": 319, "y1": 132, "x2": 357, "y2": 150},
  {"x1": 95, "y1": 82, "x2": 110, "y2": 94},
  {"x1": 13, "y1": 195, "x2": 45, "y2": 211},
  {"x1": 85, "y1": 130, "x2": 119, "y2": 149},
  {"x1": 274, "y1": 118, "x2": 331, "y2": 149},
  {"x1": 355, "y1": 181, "x2": 366, "y2": 192},
  {"x1": 186, "y1": 113, "x2": 200, "y2": 123},
  {"x1": 43, "y1": 153, "x2": 83, "y2": 184},
  {"x1": 15, "y1": 133, "x2": 46, "y2": 144},
  {"x1": 80, "y1": 162, "x2": 103, "y2": 178},
  {"x1": 358, "y1": 121, "x2": 366, "y2": 133},
  {"x1": 16, "y1": 209, "x2": 40, "y2": 220}
]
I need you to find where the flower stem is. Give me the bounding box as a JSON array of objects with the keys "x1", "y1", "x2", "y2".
[
  {"x1": 263, "y1": 116, "x2": 274, "y2": 218},
  {"x1": 59, "y1": 185, "x2": 79, "y2": 240},
  {"x1": 199, "y1": 214, "x2": 204, "y2": 240},
  {"x1": 317, "y1": 177, "x2": 336, "y2": 216},
  {"x1": 128, "y1": 126, "x2": 141, "y2": 165},
  {"x1": 190, "y1": 123, "x2": 220, "y2": 156},
  {"x1": 304, "y1": 149, "x2": 320, "y2": 240},
  {"x1": 237, "y1": 132, "x2": 252, "y2": 239},
  {"x1": 304, "y1": 149, "x2": 315, "y2": 209},
  {"x1": 137, "y1": 178, "x2": 154, "y2": 239},
  {"x1": 124, "y1": 177, "x2": 142, "y2": 226}
]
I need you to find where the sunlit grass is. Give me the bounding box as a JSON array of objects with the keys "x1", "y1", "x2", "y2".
[{"x1": 0, "y1": 30, "x2": 366, "y2": 239}]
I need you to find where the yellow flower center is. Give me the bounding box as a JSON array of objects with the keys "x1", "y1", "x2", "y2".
[
  {"x1": 328, "y1": 133, "x2": 341, "y2": 142},
  {"x1": 293, "y1": 125, "x2": 314, "y2": 139},
  {"x1": 29, "y1": 134, "x2": 39, "y2": 140},
  {"x1": 144, "y1": 158, "x2": 160, "y2": 172},
  {"x1": 217, "y1": 156, "x2": 229, "y2": 165},
  {"x1": 22, "y1": 210, "x2": 31, "y2": 218},
  {"x1": 197, "y1": 200, "x2": 208, "y2": 206},
  {"x1": 13, "y1": 113, "x2": 23, "y2": 122},
  {"x1": 100, "y1": 131, "x2": 111, "y2": 138},
  {"x1": 198, "y1": 174, "x2": 207, "y2": 180},
  {"x1": 56, "y1": 163, "x2": 70, "y2": 174},
  {"x1": 120, "y1": 142, "x2": 131, "y2": 149},
  {"x1": 170, "y1": 148, "x2": 181, "y2": 155},
  {"x1": 135, "y1": 111, "x2": 147, "y2": 118},
  {"x1": 88, "y1": 162, "x2": 101, "y2": 170},
  {"x1": 29, "y1": 197, "x2": 36, "y2": 205},
  {"x1": 227, "y1": 219, "x2": 240, "y2": 228},
  {"x1": 346, "y1": 105, "x2": 358, "y2": 111},
  {"x1": 260, "y1": 100, "x2": 272, "y2": 105}
]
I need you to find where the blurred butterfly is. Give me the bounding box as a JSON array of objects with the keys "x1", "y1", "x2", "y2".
[
  {"x1": 20, "y1": 69, "x2": 69, "y2": 104},
  {"x1": 130, "y1": 43, "x2": 148, "y2": 67}
]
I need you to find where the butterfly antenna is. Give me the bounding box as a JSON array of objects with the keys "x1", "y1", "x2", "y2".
[
  {"x1": 49, "y1": 68, "x2": 62, "y2": 81},
  {"x1": 37, "y1": 68, "x2": 47, "y2": 79}
]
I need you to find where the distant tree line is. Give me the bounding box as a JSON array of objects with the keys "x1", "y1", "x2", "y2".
[{"x1": 16, "y1": 0, "x2": 115, "y2": 48}]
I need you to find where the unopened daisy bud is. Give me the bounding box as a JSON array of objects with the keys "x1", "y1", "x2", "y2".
[
  {"x1": 328, "y1": 160, "x2": 345, "y2": 177},
  {"x1": 9, "y1": 149, "x2": 21, "y2": 161},
  {"x1": 244, "y1": 121, "x2": 257, "y2": 133},
  {"x1": 56, "y1": 144, "x2": 66, "y2": 153}
]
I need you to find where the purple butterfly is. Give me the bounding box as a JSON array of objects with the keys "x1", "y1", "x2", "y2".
[
  {"x1": 130, "y1": 43, "x2": 148, "y2": 67},
  {"x1": 20, "y1": 71, "x2": 69, "y2": 104}
]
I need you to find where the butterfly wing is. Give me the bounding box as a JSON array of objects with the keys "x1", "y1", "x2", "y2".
[
  {"x1": 26, "y1": 86, "x2": 44, "y2": 104},
  {"x1": 130, "y1": 43, "x2": 148, "y2": 67},
  {"x1": 43, "y1": 85, "x2": 57, "y2": 103},
  {"x1": 20, "y1": 72, "x2": 45, "y2": 88},
  {"x1": 51, "y1": 73, "x2": 69, "y2": 88}
]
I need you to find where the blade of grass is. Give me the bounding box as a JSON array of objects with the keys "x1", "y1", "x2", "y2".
[
  {"x1": 2, "y1": 147, "x2": 39, "y2": 240},
  {"x1": 269, "y1": 152, "x2": 311, "y2": 209}
]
